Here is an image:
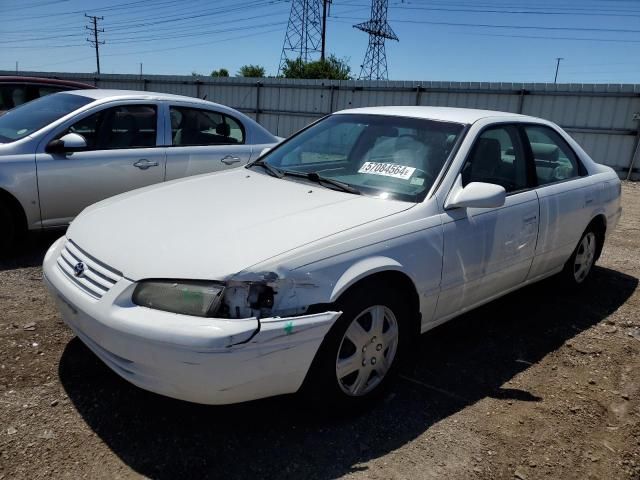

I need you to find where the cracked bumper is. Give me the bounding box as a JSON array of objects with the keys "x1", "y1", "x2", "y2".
[{"x1": 43, "y1": 239, "x2": 341, "y2": 405}]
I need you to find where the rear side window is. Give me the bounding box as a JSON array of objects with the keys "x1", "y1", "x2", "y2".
[
  {"x1": 65, "y1": 104, "x2": 157, "y2": 150},
  {"x1": 169, "y1": 106, "x2": 245, "y2": 146},
  {"x1": 461, "y1": 125, "x2": 528, "y2": 193},
  {"x1": 523, "y1": 125, "x2": 582, "y2": 185}
]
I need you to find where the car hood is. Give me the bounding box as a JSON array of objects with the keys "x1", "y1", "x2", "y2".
[{"x1": 67, "y1": 169, "x2": 413, "y2": 281}]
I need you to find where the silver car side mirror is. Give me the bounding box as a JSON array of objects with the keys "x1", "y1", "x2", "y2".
[
  {"x1": 46, "y1": 132, "x2": 88, "y2": 154},
  {"x1": 259, "y1": 147, "x2": 272, "y2": 157}
]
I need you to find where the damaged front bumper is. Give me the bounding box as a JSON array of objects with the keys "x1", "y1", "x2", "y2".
[{"x1": 43, "y1": 242, "x2": 341, "y2": 405}]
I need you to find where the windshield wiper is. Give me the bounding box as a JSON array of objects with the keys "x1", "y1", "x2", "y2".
[
  {"x1": 246, "y1": 159, "x2": 283, "y2": 178},
  {"x1": 281, "y1": 170, "x2": 361, "y2": 195}
]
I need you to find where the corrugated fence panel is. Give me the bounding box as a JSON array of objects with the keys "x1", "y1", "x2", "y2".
[{"x1": 3, "y1": 71, "x2": 639, "y2": 178}]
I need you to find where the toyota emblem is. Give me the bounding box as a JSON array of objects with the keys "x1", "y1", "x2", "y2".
[{"x1": 73, "y1": 262, "x2": 86, "y2": 277}]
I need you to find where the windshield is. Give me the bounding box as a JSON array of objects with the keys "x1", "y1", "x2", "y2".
[
  {"x1": 260, "y1": 113, "x2": 465, "y2": 202},
  {"x1": 0, "y1": 92, "x2": 93, "y2": 143}
]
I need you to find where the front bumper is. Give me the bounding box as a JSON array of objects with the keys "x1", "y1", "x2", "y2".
[{"x1": 43, "y1": 237, "x2": 341, "y2": 405}]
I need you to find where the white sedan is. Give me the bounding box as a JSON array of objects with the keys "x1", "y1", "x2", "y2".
[{"x1": 43, "y1": 106, "x2": 622, "y2": 406}]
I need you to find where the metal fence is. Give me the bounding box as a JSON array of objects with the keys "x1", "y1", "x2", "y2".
[{"x1": 4, "y1": 70, "x2": 640, "y2": 179}]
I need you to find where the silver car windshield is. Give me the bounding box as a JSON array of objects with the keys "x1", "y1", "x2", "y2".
[
  {"x1": 261, "y1": 113, "x2": 465, "y2": 202},
  {"x1": 0, "y1": 93, "x2": 93, "y2": 143}
]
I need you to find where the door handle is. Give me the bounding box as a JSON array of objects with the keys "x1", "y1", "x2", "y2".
[
  {"x1": 133, "y1": 159, "x2": 159, "y2": 170},
  {"x1": 221, "y1": 155, "x2": 241, "y2": 165}
]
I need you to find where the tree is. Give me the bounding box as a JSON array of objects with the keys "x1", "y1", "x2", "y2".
[
  {"x1": 237, "y1": 64, "x2": 265, "y2": 77},
  {"x1": 281, "y1": 55, "x2": 351, "y2": 80},
  {"x1": 211, "y1": 68, "x2": 229, "y2": 77}
]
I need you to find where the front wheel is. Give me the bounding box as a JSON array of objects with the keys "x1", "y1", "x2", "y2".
[
  {"x1": 0, "y1": 201, "x2": 19, "y2": 254},
  {"x1": 302, "y1": 282, "x2": 412, "y2": 408}
]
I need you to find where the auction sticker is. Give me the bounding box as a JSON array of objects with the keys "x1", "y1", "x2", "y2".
[{"x1": 358, "y1": 162, "x2": 416, "y2": 180}]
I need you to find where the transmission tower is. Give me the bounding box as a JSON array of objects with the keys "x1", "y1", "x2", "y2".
[
  {"x1": 278, "y1": 0, "x2": 323, "y2": 74},
  {"x1": 354, "y1": 0, "x2": 398, "y2": 80}
]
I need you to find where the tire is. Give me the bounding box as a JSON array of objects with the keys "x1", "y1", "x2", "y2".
[
  {"x1": 302, "y1": 281, "x2": 414, "y2": 409},
  {"x1": 560, "y1": 226, "x2": 601, "y2": 287},
  {"x1": 0, "y1": 201, "x2": 18, "y2": 255}
]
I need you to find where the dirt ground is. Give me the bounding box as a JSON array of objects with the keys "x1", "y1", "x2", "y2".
[{"x1": 0, "y1": 183, "x2": 639, "y2": 480}]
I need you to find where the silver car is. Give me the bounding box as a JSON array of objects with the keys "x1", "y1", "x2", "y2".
[{"x1": 0, "y1": 89, "x2": 280, "y2": 250}]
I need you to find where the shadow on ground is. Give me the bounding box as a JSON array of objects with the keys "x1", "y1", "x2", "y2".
[
  {"x1": 58, "y1": 266, "x2": 637, "y2": 480},
  {"x1": 0, "y1": 231, "x2": 62, "y2": 272}
]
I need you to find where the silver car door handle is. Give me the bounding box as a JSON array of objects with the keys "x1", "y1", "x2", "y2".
[
  {"x1": 133, "y1": 159, "x2": 159, "y2": 170},
  {"x1": 221, "y1": 155, "x2": 241, "y2": 165}
]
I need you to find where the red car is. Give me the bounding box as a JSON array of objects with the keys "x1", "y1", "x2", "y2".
[{"x1": 0, "y1": 76, "x2": 95, "y2": 114}]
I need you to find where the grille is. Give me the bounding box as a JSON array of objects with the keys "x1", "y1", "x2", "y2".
[{"x1": 56, "y1": 240, "x2": 122, "y2": 299}]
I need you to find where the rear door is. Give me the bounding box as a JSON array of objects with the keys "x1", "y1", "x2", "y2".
[
  {"x1": 521, "y1": 124, "x2": 596, "y2": 279},
  {"x1": 164, "y1": 104, "x2": 253, "y2": 181},
  {"x1": 36, "y1": 101, "x2": 165, "y2": 226},
  {"x1": 435, "y1": 124, "x2": 539, "y2": 320}
]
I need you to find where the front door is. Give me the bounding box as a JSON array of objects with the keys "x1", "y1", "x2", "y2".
[
  {"x1": 435, "y1": 124, "x2": 539, "y2": 320},
  {"x1": 36, "y1": 103, "x2": 165, "y2": 226},
  {"x1": 164, "y1": 105, "x2": 253, "y2": 181}
]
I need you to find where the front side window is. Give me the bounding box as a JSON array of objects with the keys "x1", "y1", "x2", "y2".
[
  {"x1": 461, "y1": 125, "x2": 528, "y2": 193},
  {"x1": 170, "y1": 106, "x2": 245, "y2": 146},
  {"x1": 524, "y1": 125, "x2": 582, "y2": 185},
  {"x1": 0, "y1": 92, "x2": 93, "y2": 142},
  {"x1": 260, "y1": 114, "x2": 465, "y2": 202},
  {"x1": 65, "y1": 104, "x2": 157, "y2": 150}
]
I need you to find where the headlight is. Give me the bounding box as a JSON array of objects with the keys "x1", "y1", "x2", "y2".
[{"x1": 132, "y1": 280, "x2": 225, "y2": 317}]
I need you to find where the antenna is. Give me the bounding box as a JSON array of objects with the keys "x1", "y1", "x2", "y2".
[
  {"x1": 354, "y1": 0, "x2": 398, "y2": 80},
  {"x1": 278, "y1": 0, "x2": 323, "y2": 74}
]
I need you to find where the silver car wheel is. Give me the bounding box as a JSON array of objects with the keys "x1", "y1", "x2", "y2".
[
  {"x1": 335, "y1": 305, "x2": 399, "y2": 397},
  {"x1": 574, "y1": 232, "x2": 597, "y2": 283}
]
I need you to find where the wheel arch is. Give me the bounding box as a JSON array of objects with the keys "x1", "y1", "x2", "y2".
[
  {"x1": 587, "y1": 213, "x2": 607, "y2": 260},
  {"x1": 330, "y1": 258, "x2": 421, "y2": 335}
]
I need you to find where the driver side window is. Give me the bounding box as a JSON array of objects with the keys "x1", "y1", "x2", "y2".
[
  {"x1": 64, "y1": 105, "x2": 157, "y2": 150},
  {"x1": 461, "y1": 125, "x2": 528, "y2": 193}
]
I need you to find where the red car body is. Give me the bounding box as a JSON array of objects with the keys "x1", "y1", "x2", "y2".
[{"x1": 0, "y1": 76, "x2": 95, "y2": 113}]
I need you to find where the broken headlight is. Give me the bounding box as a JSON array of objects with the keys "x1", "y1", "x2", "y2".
[{"x1": 132, "y1": 280, "x2": 225, "y2": 317}]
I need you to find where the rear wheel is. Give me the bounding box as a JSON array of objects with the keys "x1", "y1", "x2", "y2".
[
  {"x1": 561, "y1": 227, "x2": 600, "y2": 287},
  {"x1": 302, "y1": 282, "x2": 413, "y2": 409}
]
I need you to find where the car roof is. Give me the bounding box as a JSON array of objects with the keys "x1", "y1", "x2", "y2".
[
  {"x1": 0, "y1": 76, "x2": 95, "y2": 89},
  {"x1": 65, "y1": 88, "x2": 216, "y2": 106},
  {"x1": 335, "y1": 106, "x2": 535, "y2": 124}
]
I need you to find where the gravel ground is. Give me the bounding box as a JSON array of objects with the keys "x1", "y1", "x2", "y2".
[{"x1": 1, "y1": 182, "x2": 639, "y2": 480}]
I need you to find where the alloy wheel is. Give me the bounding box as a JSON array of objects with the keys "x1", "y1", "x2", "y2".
[{"x1": 335, "y1": 305, "x2": 399, "y2": 396}]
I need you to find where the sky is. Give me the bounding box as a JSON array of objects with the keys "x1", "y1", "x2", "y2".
[{"x1": 1, "y1": 0, "x2": 639, "y2": 84}]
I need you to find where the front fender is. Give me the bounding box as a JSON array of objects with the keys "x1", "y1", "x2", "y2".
[{"x1": 330, "y1": 256, "x2": 405, "y2": 302}]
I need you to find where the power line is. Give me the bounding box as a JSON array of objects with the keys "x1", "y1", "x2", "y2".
[
  {"x1": 85, "y1": 14, "x2": 105, "y2": 74},
  {"x1": 333, "y1": 15, "x2": 640, "y2": 34}
]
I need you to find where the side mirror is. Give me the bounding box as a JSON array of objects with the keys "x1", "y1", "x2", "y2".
[
  {"x1": 259, "y1": 147, "x2": 272, "y2": 157},
  {"x1": 446, "y1": 181, "x2": 506, "y2": 209},
  {"x1": 46, "y1": 132, "x2": 87, "y2": 154}
]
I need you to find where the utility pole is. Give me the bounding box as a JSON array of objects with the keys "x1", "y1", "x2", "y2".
[
  {"x1": 554, "y1": 57, "x2": 564, "y2": 84},
  {"x1": 15, "y1": 61, "x2": 18, "y2": 73},
  {"x1": 85, "y1": 14, "x2": 105, "y2": 74},
  {"x1": 321, "y1": 0, "x2": 332, "y2": 61}
]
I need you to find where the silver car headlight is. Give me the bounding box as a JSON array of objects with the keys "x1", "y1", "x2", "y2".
[{"x1": 132, "y1": 280, "x2": 225, "y2": 317}]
